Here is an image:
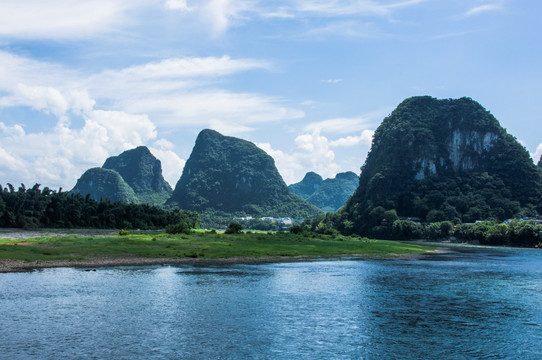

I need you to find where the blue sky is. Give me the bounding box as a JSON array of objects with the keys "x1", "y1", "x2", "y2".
[{"x1": 0, "y1": 0, "x2": 541, "y2": 189}]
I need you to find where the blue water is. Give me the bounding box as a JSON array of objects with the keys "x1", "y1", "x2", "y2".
[{"x1": 1, "y1": 246, "x2": 542, "y2": 359}]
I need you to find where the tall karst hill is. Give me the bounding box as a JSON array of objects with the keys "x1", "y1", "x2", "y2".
[
  {"x1": 340, "y1": 96, "x2": 542, "y2": 235},
  {"x1": 289, "y1": 171, "x2": 359, "y2": 212},
  {"x1": 71, "y1": 146, "x2": 172, "y2": 206},
  {"x1": 166, "y1": 129, "x2": 322, "y2": 219}
]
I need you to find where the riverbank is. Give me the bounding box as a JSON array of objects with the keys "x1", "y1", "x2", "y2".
[{"x1": 0, "y1": 231, "x2": 433, "y2": 273}]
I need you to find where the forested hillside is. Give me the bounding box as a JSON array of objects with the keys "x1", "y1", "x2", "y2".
[
  {"x1": 290, "y1": 172, "x2": 358, "y2": 212},
  {"x1": 167, "y1": 129, "x2": 322, "y2": 221},
  {"x1": 339, "y1": 96, "x2": 542, "y2": 236}
]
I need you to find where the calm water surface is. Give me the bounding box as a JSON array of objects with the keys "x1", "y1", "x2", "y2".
[{"x1": 1, "y1": 246, "x2": 542, "y2": 359}]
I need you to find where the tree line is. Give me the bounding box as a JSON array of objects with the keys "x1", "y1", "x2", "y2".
[
  {"x1": 0, "y1": 183, "x2": 199, "y2": 229},
  {"x1": 304, "y1": 212, "x2": 542, "y2": 247}
]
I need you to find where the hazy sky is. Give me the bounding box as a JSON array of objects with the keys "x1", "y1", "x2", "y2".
[{"x1": 0, "y1": 0, "x2": 541, "y2": 189}]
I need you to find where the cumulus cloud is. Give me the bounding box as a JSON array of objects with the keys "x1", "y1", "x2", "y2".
[
  {"x1": 329, "y1": 130, "x2": 374, "y2": 147},
  {"x1": 0, "y1": 51, "x2": 305, "y2": 188},
  {"x1": 0, "y1": 82, "x2": 164, "y2": 188},
  {"x1": 257, "y1": 130, "x2": 343, "y2": 184},
  {"x1": 149, "y1": 147, "x2": 186, "y2": 187}
]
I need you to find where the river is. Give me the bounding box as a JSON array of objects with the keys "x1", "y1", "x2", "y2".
[{"x1": 1, "y1": 245, "x2": 541, "y2": 359}]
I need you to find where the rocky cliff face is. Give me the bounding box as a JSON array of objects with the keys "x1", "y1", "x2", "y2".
[
  {"x1": 290, "y1": 171, "x2": 358, "y2": 212},
  {"x1": 167, "y1": 129, "x2": 322, "y2": 218},
  {"x1": 340, "y1": 96, "x2": 542, "y2": 235},
  {"x1": 71, "y1": 168, "x2": 138, "y2": 203},
  {"x1": 71, "y1": 146, "x2": 172, "y2": 205}
]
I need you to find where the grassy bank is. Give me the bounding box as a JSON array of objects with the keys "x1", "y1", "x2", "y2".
[{"x1": 0, "y1": 231, "x2": 433, "y2": 269}]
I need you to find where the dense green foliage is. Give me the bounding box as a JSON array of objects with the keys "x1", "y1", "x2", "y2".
[
  {"x1": 71, "y1": 168, "x2": 139, "y2": 204},
  {"x1": 289, "y1": 171, "x2": 358, "y2": 212},
  {"x1": 538, "y1": 155, "x2": 542, "y2": 168},
  {"x1": 288, "y1": 172, "x2": 323, "y2": 200},
  {"x1": 0, "y1": 183, "x2": 198, "y2": 229},
  {"x1": 308, "y1": 172, "x2": 358, "y2": 212},
  {"x1": 167, "y1": 129, "x2": 322, "y2": 220},
  {"x1": 224, "y1": 222, "x2": 243, "y2": 234},
  {"x1": 455, "y1": 220, "x2": 542, "y2": 247},
  {"x1": 0, "y1": 231, "x2": 432, "y2": 264},
  {"x1": 340, "y1": 96, "x2": 542, "y2": 236},
  {"x1": 306, "y1": 212, "x2": 542, "y2": 247},
  {"x1": 72, "y1": 146, "x2": 172, "y2": 206}
]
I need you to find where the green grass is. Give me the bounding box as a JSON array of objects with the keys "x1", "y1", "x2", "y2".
[{"x1": 0, "y1": 232, "x2": 433, "y2": 263}]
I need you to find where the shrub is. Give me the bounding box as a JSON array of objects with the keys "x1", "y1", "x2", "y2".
[
  {"x1": 119, "y1": 228, "x2": 131, "y2": 236},
  {"x1": 166, "y1": 222, "x2": 191, "y2": 235},
  {"x1": 225, "y1": 222, "x2": 243, "y2": 234}
]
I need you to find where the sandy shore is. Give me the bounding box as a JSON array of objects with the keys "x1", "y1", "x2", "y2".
[{"x1": 0, "y1": 251, "x2": 432, "y2": 273}]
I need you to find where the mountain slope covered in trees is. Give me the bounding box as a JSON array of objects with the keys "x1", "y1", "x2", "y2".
[
  {"x1": 289, "y1": 172, "x2": 358, "y2": 212},
  {"x1": 289, "y1": 172, "x2": 323, "y2": 200},
  {"x1": 339, "y1": 96, "x2": 542, "y2": 236},
  {"x1": 71, "y1": 146, "x2": 172, "y2": 206},
  {"x1": 167, "y1": 129, "x2": 322, "y2": 220}
]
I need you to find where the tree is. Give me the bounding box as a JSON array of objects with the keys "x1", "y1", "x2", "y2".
[{"x1": 225, "y1": 222, "x2": 243, "y2": 234}]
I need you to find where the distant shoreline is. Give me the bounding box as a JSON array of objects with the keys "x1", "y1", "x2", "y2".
[{"x1": 0, "y1": 252, "x2": 432, "y2": 273}]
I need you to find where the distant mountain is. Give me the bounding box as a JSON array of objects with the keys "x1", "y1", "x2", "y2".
[
  {"x1": 103, "y1": 146, "x2": 172, "y2": 205},
  {"x1": 71, "y1": 168, "x2": 138, "y2": 203},
  {"x1": 71, "y1": 146, "x2": 172, "y2": 205},
  {"x1": 339, "y1": 96, "x2": 542, "y2": 235},
  {"x1": 289, "y1": 172, "x2": 358, "y2": 212},
  {"x1": 167, "y1": 129, "x2": 322, "y2": 219},
  {"x1": 289, "y1": 172, "x2": 323, "y2": 200}
]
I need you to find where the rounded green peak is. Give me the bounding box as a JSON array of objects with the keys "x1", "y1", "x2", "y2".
[
  {"x1": 335, "y1": 171, "x2": 358, "y2": 181},
  {"x1": 103, "y1": 146, "x2": 172, "y2": 195},
  {"x1": 71, "y1": 167, "x2": 138, "y2": 203},
  {"x1": 340, "y1": 96, "x2": 542, "y2": 235},
  {"x1": 168, "y1": 129, "x2": 322, "y2": 218}
]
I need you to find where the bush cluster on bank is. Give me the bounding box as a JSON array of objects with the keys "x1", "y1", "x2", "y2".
[{"x1": 303, "y1": 212, "x2": 542, "y2": 247}]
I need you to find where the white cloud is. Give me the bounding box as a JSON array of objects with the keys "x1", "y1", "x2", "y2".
[
  {"x1": 208, "y1": 119, "x2": 255, "y2": 135},
  {"x1": 257, "y1": 130, "x2": 342, "y2": 184},
  {"x1": 330, "y1": 130, "x2": 374, "y2": 147},
  {"x1": 293, "y1": 0, "x2": 428, "y2": 17},
  {"x1": 0, "y1": 51, "x2": 306, "y2": 188},
  {"x1": 531, "y1": 143, "x2": 542, "y2": 164},
  {"x1": 0, "y1": 122, "x2": 25, "y2": 137},
  {"x1": 465, "y1": 4, "x2": 502, "y2": 17},
  {"x1": 94, "y1": 56, "x2": 268, "y2": 82},
  {"x1": 165, "y1": 0, "x2": 191, "y2": 11},
  {"x1": 0, "y1": 0, "x2": 141, "y2": 39},
  {"x1": 149, "y1": 147, "x2": 186, "y2": 187},
  {"x1": 302, "y1": 21, "x2": 384, "y2": 39},
  {"x1": 203, "y1": 0, "x2": 255, "y2": 34}
]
